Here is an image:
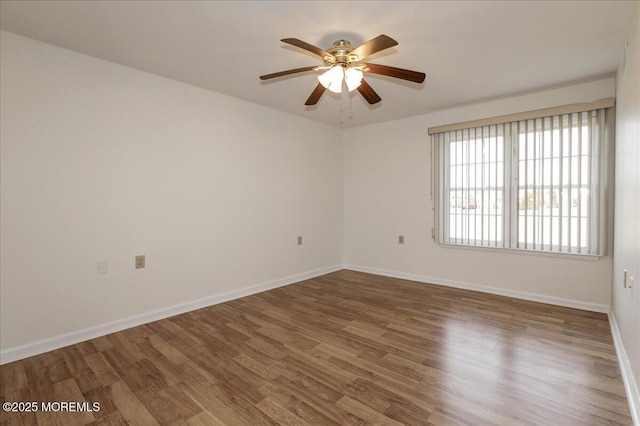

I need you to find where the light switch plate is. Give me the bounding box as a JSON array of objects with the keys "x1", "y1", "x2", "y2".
[{"x1": 135, "y1": 255, "x2": 145, "y2": 269}]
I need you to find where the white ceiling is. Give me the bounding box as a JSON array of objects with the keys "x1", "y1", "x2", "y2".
[{"x1": 0, "y1": 1, "x2": 635, "y2": 128}]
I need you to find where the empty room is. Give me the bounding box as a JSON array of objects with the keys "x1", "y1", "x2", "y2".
[{"x1": 1, "y1": 1, "x2": 638, "y2": 425}]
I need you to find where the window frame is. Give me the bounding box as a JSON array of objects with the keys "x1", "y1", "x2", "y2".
[{"x1": 430, "y1": 99, "x2": 614, "y2": 258}]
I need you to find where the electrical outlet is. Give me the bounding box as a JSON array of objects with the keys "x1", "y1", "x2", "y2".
[
  {"x1": 398, "y1": 235, "x2": 405, "y2": 244},
  {"x1": 297, "y1": 236, "x2": 302, "y2": 246},
  {"x1": 135, "y1": 255, "x2": 145, "y2": 269},
  {"x1": 623, "y1": 269, "x2": 628, "y2": 288},
  {"x1": 97, "y1": 259, "x2": 108, "y2": 274}
]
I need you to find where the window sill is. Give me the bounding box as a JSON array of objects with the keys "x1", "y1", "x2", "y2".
[{"x1": 437, "y1": 242, "x2": 604, "y2": 261}]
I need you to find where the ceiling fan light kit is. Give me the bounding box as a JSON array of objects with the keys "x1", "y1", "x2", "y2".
[
  {"x1": 260, "y1": 35, "x2": 425, "y2": 106},
  {"x1": 318, "y1": 65, "x2": 345, "y2": 93},
  {"x1": 344, "y1": 67, "x2": 364, "y2": 92}
]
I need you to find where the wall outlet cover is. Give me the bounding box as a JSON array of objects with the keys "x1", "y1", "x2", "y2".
[{"x1": 97, "y1": 259, "x2": 108, "y2": 274}]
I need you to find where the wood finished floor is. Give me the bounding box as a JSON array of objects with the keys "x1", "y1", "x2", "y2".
[{"x1": 0, "y1": 270, "x2": 632, "y2": 425}]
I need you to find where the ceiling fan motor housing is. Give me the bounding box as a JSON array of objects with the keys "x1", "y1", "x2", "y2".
[{"x1": 327, "y1": 39, "x2": 358, "y2": 66}]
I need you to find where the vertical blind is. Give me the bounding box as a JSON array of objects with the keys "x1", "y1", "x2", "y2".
[{"x1": 430, "y1": 103, "x2": 612, "y2": 256}]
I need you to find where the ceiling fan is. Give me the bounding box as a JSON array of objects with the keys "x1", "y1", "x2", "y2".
[{"x1": 259, "y1": 35, "x2": 425, "y2": 106}]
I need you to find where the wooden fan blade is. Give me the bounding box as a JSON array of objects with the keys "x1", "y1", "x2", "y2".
[
  {"x1": 357, "y1": 79, "x2": 382, "y2": 105},
  {"x1": 366, "y1": 63, "x2": 426, "y2": 83},
  {"x1": 260, "y1": 66, "x2": 317, "y2": 80},
  {"x1": 305, "y1": 83, "x2": 326, "y2": 106},
  {"x1": 350, "y1": 35, "x2": 398, "y2": 61},
  {"x1": 281, "y1": 38, "x2": 334, "y2": 60}
]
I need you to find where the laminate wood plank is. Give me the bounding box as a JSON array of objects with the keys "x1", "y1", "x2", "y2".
[
  {"x1": 164, "y1": 322, "x2": 207, "y2": 351},
  {"x1": 229, "y1": 337, "x2": 285, "y2": 366},
  {"x1": 135, "y1": 341, "x2": 183, "y2": 387},
  {"x1": 427, "y1": 409, "x2": 466, "y2": 426},
  {"x1": 0, "y1": 362, "x2": 28, "y2": 394},
  {"x1": 265, "y1": 375, "x2": 354, "y2": 425},
  {"x1": 255, "y1": 324, "x2": 319, "y2": 352},
  {"x1": 86, "y1": 409, "x2": 128, "y2": 426},
  {"x1": 539, "y1": 336, "x2": 619, "y2": 360},
  {"x1": 255, "y1": 396, "x2": 311, "y2": 426},
  {"x1": 22, "y1": 354, "x2": 55, "y2": 402},
  {"x1": 224, "y1": 321, "x2": 259, "y2": 340},
  {"x1": 335, "y1": 395, "x2": 405, "y2": 426},
  {"x1": 108, "y1": 357, "x2": 168, "y2": 394},
  {"x1": 134, "y1": 385, "x2": 201, "y2": 425},
  {"x1": 46, "y1": 353, "x2": 73, "y2": 385},
  {"x1": 177, "y1": 322, "x2": 240, "y2": 360},
  {"x1": 286, "y1": 324, "x2": 364, "y2": 357},
  {"x1": 0, "y1": 270, "x2": 632, "y2": 425},
  {"x1": 275, "y1": 369, "x2": 343, "y2": 404},
  {"x1": 356, "y1": 351, "x2": 425, "y2": 382},
  {"x1": 232, "y1": 353, "x2": 281, "y2": 381},
  {"x1": 175, "y1": 380, "x2": 245, "y2": 425},
  {"x1": 258, "y1": 382, "x2": 340, "y2": 425},
  {"x1": 189, "y1": 309, "x2": 241, "y2": 333},
  {"x1": 215, "y1": 322, "x2": 257, "y2": 344},
  {"x1": 59, "y1": 347, "x2": 101, "y2": 393},
  {"x1": 384, "y1": 399, "x2": 434, "y2": 426},
  {"x1": 344, "y1": 327, "x2": 440, "y2": 362},
  {"x1": 73, "y1": 341, "x2": 99, "y2": 358},
  {"x1": 109, "y1": 380, "x2": 158, "y2": 426},
  {"x1": 212, "y1": 304, "x2": 262, "y2": 329},
  {"x1": 52, "y1": 378, "x2": 96, "y2": 425},
  {"x1": 287, "y1": 310, "x2": 352, "y2": 335},
  {"x1": 88, "y1": 336, "x2": 114, "y2": 353},
  {"x1": 193, "y1": 380, "x2": 275, "y2": 426},
  {"x1": 327, "y1": 355, "x2": 433, "y2": 410},
  {"x1": 311, "y1": 341, "x2": 366, "y2": 361},
  {"x1": 82, "y1": 385, "x2": 117, "y2": 421},
  {"x1": 182, "y1": 411, "x2": 226, "y2": 426},
  {"x1": 143, "y1": 322, "x2": 178, "y2": 343},
  {"x1": 106, "y1": 334, "x2": 146, "y2": 363},
  {"x1": 274, "y1": 347, "x2": 359, "y2": 393},
  {"x1": 0, "y1": 388, "x2": 36, "y2": 426},
  {"x1": 179, "y1": 352, "x2": 266, "y2": 404},
  {"x1": 337, "y1": 298, "x2": 414, "y2": 323},
  {"x1": 548, "y1": 367, "x2": 630, "y2": 396},
  {"x1": 119, "y1": 325, "x2": 155, "y2": 346}
]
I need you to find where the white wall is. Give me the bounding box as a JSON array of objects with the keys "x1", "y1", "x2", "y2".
[
  {"x1": 344, "y1": 78, "x2": 616, "y2": 310},
  {"x1": 0, "y1": 31, "x2": 343, "y2": 353},
  {"x1": 612, "y1": 2, "x2": 640, "y2": 422}
]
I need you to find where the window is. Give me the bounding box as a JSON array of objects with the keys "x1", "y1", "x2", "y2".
[{"x1": 430, "y1": 100, "x2": 613, "y2": 256}]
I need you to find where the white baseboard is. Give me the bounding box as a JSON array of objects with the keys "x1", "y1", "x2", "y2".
[
  {"x1": 343, "y1": 264, "x2": 610, "y2": 313},
  {"x1": 0, "y1": 265, "x2": 342, "y2": 365},
  {"x1": 609, "y1": 311, "x2": 640, "y2": 426}
]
